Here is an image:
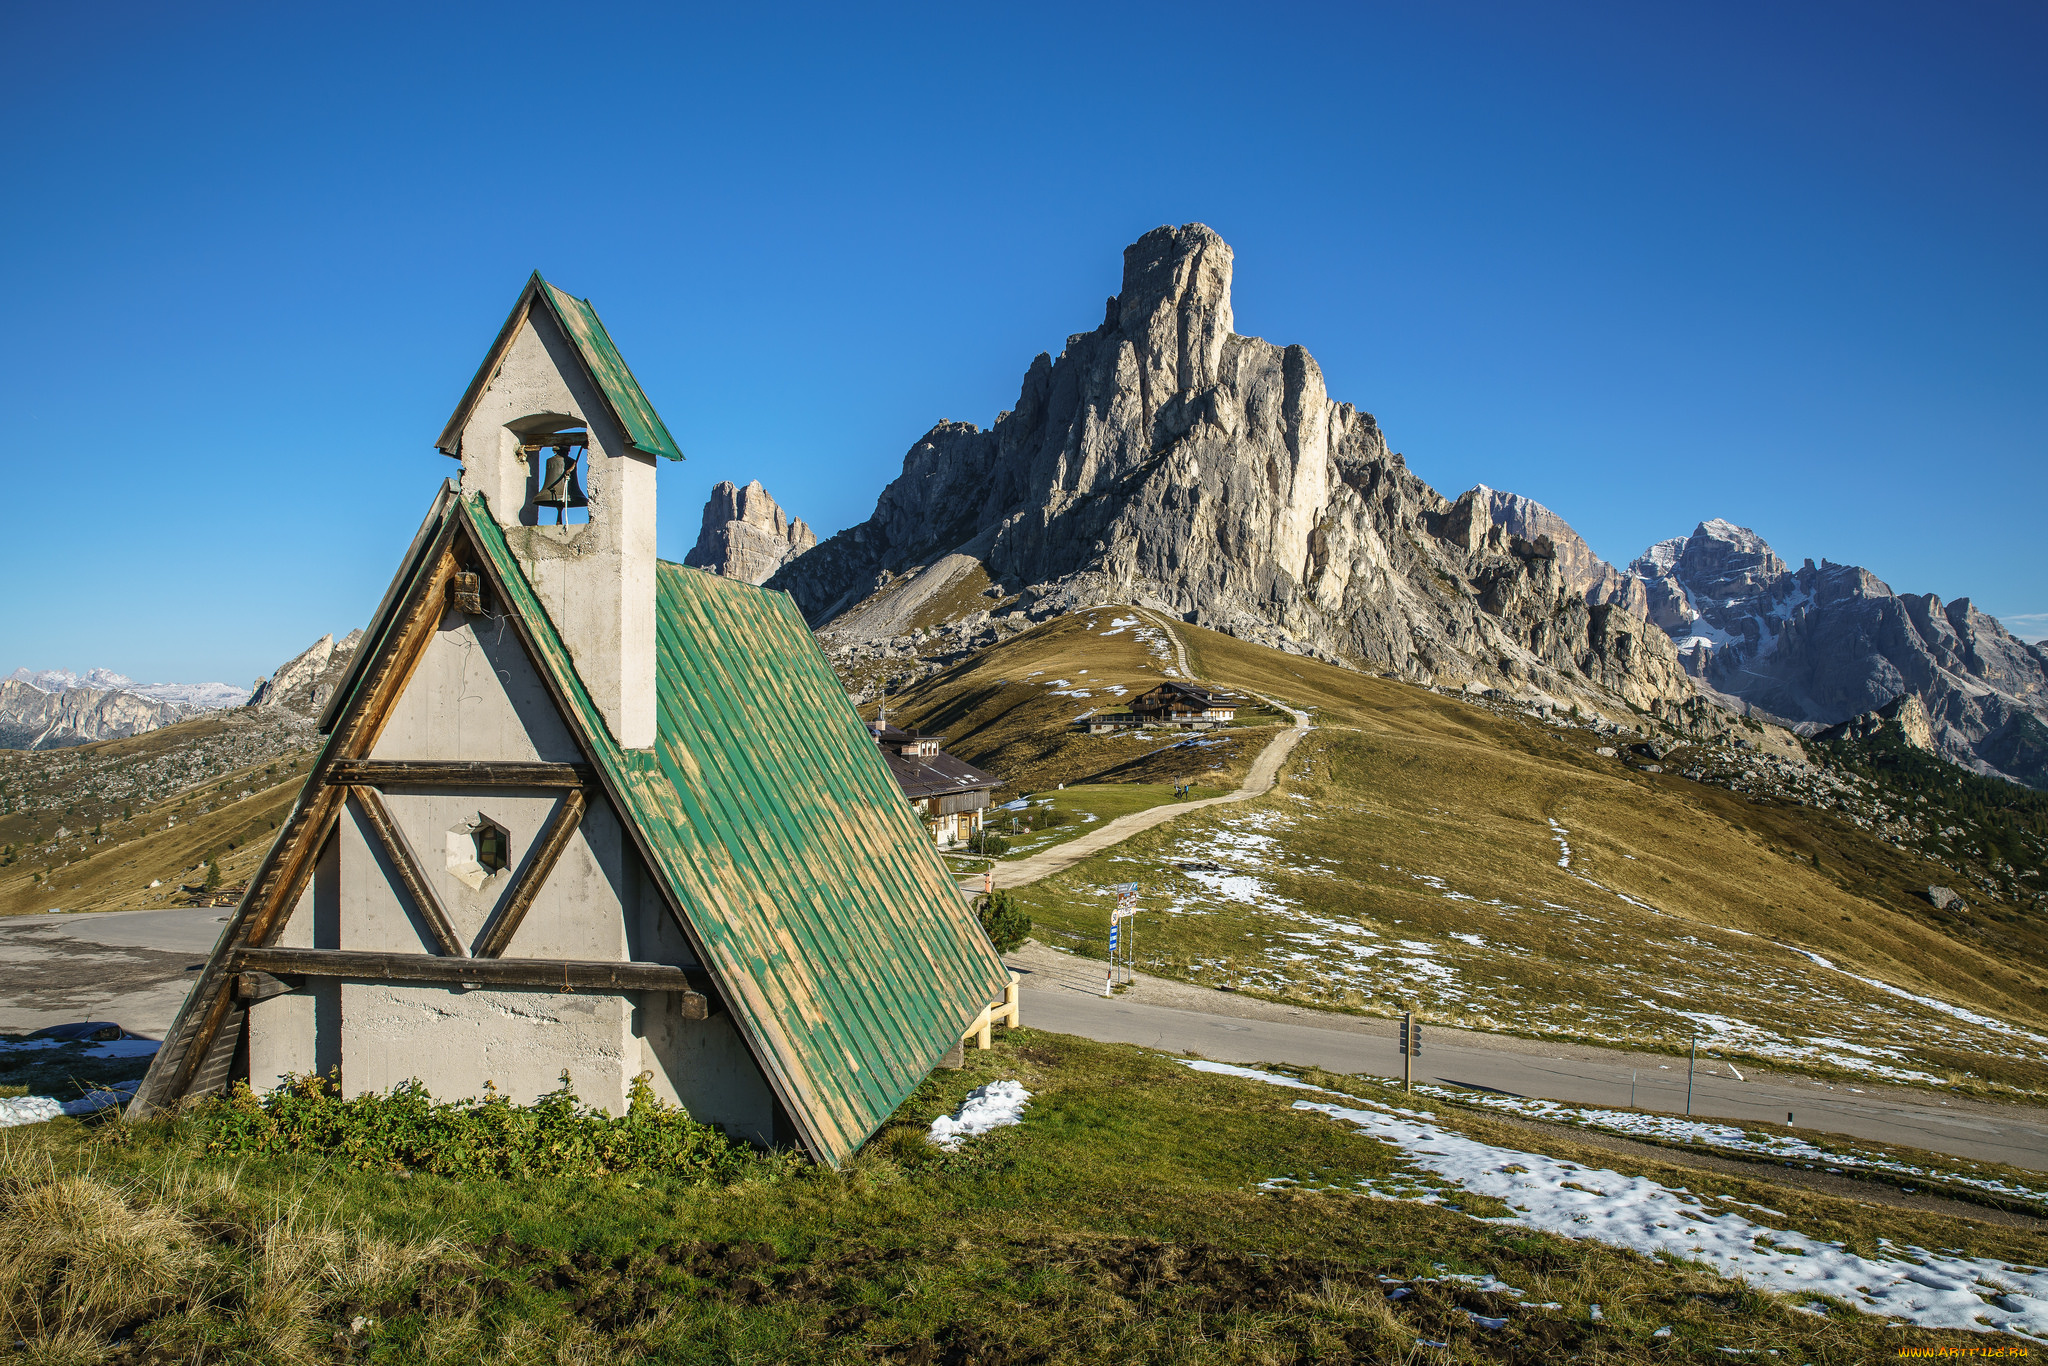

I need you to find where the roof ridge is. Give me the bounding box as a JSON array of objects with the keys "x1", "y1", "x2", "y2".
[{"x1": 436, "y1": 274, "x2": 685, "y2": 463}]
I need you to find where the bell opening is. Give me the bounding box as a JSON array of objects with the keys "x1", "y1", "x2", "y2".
[{"x1": 511, "y1": 416, "x2": 592, "y2": 526}]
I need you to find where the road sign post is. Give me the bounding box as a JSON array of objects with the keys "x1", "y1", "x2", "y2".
[
  {"x1": 1111, "y1": 883, "x2": 1140, "y2": 986},
  {"x1": 1399, "y1": 1011, "x2": 1421, "y2": 1091},
  {"x1": 1686, "y1": 1034, "x2": 1697, "y2": 1116}
]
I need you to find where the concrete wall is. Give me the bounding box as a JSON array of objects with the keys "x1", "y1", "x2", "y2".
[
  {"x1": 338, "y1": 983, "x2": 634, "y2": 1111},
  {"x1": 636, "y1": 994, "x2": 776, "y2": 1145},
  {"x1": 247, "y1": 836, "x2": 338, "y2": 1091},
  {"x1": 453, "y1": 307, "x2": 657, "y2": 750},
  {"x1": 243, "y1": 594, "x2": 780, "y2": 1138}
]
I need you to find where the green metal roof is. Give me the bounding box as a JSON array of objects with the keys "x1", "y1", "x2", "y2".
[
  {"x1": 462, "y1": 497, "x2": 1008, "y2": 1165},
  {"x1": 437, "y1": 273, "x2": 686, "y2": 463}
]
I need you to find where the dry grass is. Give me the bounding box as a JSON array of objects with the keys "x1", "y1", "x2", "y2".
[
  {"x1": 2, "y1": 1032, "x2": 2032, "y2": 1361},
  {"x1": 0, "y1": 714, "x2": 312, "y2": 919},
  {"x1": 879, "y1": 612, "x2": 1285, "y2": 794},
  {"x1": 910, "y1": 613, "x2": 2048, "y2": 1093},
  {"x1": 0, "y1": 1138, "x2": 455, "y2": 1363}
]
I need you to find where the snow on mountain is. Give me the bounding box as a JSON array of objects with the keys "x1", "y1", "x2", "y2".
[
  {"x1": 127, "y1": 680, "x2": 253, "y2": 709},
  {"x1": 3, "y1": 667, "x2": 250, "y2": 710},
  {"x1": 1624, "y1": 520, "x2": 2048, "y2": 788}
]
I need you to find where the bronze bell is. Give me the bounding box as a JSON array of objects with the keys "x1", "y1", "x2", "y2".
[{"x1": 534, "y1": 443, "x2": 589, "y2": 522}]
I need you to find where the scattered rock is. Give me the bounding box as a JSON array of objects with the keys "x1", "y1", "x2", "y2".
[{"x1": 1927, "y1": 886, "x2": 1964, "y2": 911}]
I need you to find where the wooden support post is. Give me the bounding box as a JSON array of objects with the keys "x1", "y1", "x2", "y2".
[
  {"x1": 473, "y1": 787, "x2": 587, "y2": 959},
  {"x1": 1003, "y1": 972, "x2": 1021, "y2": 1029},
  {"x1": 350, "y1": 784, "x2": 466, "y2": 958},
  {"x1": 961, "y1": 1004, "x2": 992, "y2": 1050}
]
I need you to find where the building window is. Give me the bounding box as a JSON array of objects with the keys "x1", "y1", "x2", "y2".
[{"x1": 447, "y1": 814, "x2": 511, "y2": 891}]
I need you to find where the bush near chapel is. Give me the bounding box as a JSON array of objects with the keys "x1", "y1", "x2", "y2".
[{"x1": 977, "y1": 890, "x2": 1032, "y2": 953}]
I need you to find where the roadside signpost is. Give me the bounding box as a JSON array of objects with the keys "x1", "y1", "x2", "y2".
[
  {"x1": 1399, "y1": 1011, "x2": 1421, "y2": 1091},
  {"x1": 1110, "y1": 883, "x2": 1141, "y2": 987}
]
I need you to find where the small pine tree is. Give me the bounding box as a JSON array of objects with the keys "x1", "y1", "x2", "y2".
[
  {"x1": 204, "y1": 857, "x2": 222, "y2": 892},
  {"x1": 977, "y1": 890, "x2": 1032, "y2": 953}
]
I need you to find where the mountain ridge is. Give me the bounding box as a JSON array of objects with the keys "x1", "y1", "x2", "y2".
[
  {"x1": 769, "y1": 223, "x2": 1692, "y2": 722},
  {"x1": 768, "y1": 223, "x2": 2043, "y2": 788}
]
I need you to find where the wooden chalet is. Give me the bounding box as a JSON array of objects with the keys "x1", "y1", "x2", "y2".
[
  {"x1": 869, "y1": 721, "x2": 1003, "y2": 848},
  {"x1": 1080, "y1": 680, "x2": 1240, "y2": 732},
  {"x1": 129, "y1": 274, "x2": 1009, "y2": 1167}
]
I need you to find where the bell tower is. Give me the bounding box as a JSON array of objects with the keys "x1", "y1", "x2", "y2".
[{"x1": 436, "y1": 274, "x2": 685, "y2": 750}]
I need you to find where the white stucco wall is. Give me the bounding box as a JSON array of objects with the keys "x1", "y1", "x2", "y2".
[
  {"x1": 248, "y1": 836, "x2": 339, "y2": 1091},
  {"x1": 244, "y1": 557, "x2": 781, "y2": 1136}
]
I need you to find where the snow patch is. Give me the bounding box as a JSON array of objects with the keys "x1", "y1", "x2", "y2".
[
  {"x1": 0, "y1": 1079, "x2": 141, "y2": 1129},
  {"x1": 928, "y1": 1080, "x2": 1031, "y2": 1150},
  {"x1": 1186, "y1": 1062, "x2": 2048, "y2": 1338}
]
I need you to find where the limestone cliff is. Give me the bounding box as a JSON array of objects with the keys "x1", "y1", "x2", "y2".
[
  {"x1": 770, "y1": 224, "x2": 1691, "y2": 716},
  {"x1": 0, "y1": 678, "x2": 192, "y2": 750},
  {"x1": 248, "y1": 630, "x2": 363, "y2": 717},
  {"x1": 682, "y1": 479, "x2": 816, "y2": 585}
]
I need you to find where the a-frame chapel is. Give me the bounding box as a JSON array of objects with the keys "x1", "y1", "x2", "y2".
[{"x1": 129, "y1": 275, "x2": 1011, "y2": 1166}]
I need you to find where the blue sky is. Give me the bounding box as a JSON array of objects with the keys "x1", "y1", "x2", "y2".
[{"x1": 3, "y1": 1, "x2": 2043, "y2": 684}]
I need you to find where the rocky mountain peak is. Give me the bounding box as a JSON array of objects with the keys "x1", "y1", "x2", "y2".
[
  {"x1": 249, "y1": 630, "x2": 362, "y2": 716},
  {"x1": 682, "y1": 479, "x2": 816, "y2": 585},
  {"x1": 1457, "y1": 486, "x2": 1647, "y2": 617},
  {"x1": 770, "y1": 223, "x2": 1693, "y2": 721},
  {"x1": 1622, "y1": 521, "x2": 2048, "y2": 786},
  {"x1": 1111, "y1": 223, "x2": 1236, "y2": 395}
]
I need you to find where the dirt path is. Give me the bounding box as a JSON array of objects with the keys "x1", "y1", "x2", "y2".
[{"x1": 976, "y1": 613, "x2": 1312, "y2": 892}]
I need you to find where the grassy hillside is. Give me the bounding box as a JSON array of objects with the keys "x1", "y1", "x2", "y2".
[
  {"x1": 0, "y1": 711, "x2": 313, "y2": 918},
  {"x1": 884, "y1": 613, "x2": 2048, "y2": 1097},
  {"x1": 6, "y1": 1031, "x2": 2036, "y2": 1362},
  {"x1": 872, "y1": 610, "x2": 1287, "y2": 794}
]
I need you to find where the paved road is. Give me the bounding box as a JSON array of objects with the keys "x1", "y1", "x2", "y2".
[
  {"x1": 12, "y1": 905, "x2": 2046, "y2": 1177},
  {"x1": 1005, "y1": 942, "x2": 2048, "y2": 1173},
  {"x1": 0, "y1": 907, "x2": 229, "y2": 1038}
]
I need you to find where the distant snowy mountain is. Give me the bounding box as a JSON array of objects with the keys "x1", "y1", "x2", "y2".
[
  {"x1": 127, "y1": 680, "x2": 252, "y2": 709},
  {"x1": 1621, "y1": 520, "x2": 2048, "y2": 788},
  {"x1": 1389, "y1": 500, "x2": 2048, "y2": 789},
  {"x1": 3, "y1": 667, "x2": 250, "y2": 711}
]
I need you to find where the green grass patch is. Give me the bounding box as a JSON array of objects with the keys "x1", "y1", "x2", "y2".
[
  {"x1": 989, "y1": 782, "x2": 1231, "y2": 860},
  {"x1": 4, "y1": 1033, "x2": 2026, "y2": 1362}
]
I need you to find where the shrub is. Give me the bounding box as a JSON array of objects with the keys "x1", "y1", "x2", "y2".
[
  {"x1": 975, "y1": 832, "x2": 1011, "y2": 856},
  {"x1": 977, "y1": 890, "x2": 1032, "y2": 953},
  {"x1": 194, "y1": 1071, "x2": 753, "y2": 1181}
]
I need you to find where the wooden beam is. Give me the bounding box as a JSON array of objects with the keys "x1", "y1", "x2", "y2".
[
  {"x1": 349, "y1": 785, "x2": 467, "y2": 958},
  {"x1": 141, "y1": 797, "x2": 344, "y2": 1112},
  {"x1": 473, "y1": 787, "x2": 586, "y2": 959},
  {"x1": 233, "y1": 947, "x2": 713, "y2": 1016},
  {"x1": 133, "y1": 523, "x2": 469, "y2": 1120},
  {"x1": 331, "y1": 760, "x2": 594, "y2": 790}
]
